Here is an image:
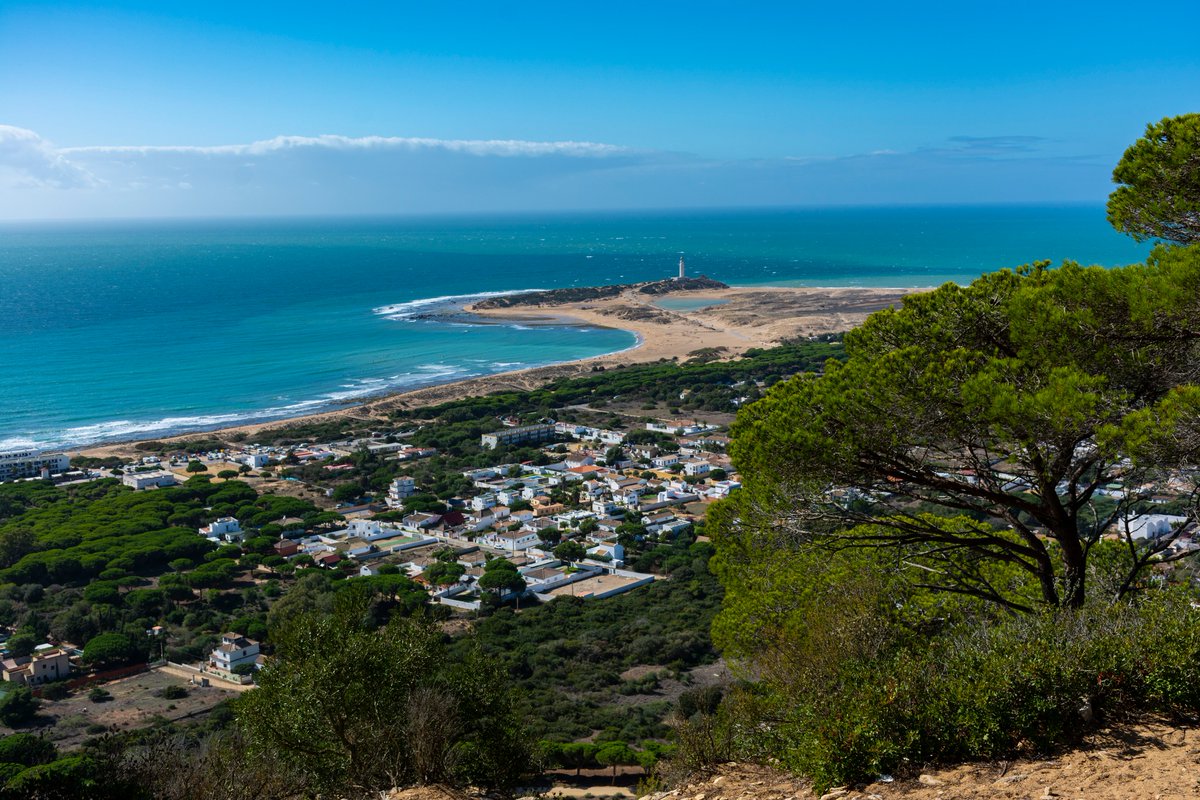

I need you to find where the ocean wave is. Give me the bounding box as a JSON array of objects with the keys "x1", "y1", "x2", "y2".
[
  {"x1": 13, "y1": 325, "x2": 638, "y2": 450},
  {"x1": 372, "y1": 288, "x2": 546, "y2": 320},
  {"x1": 13, "y1": 374, "x2": 455, "y2": 450},
  {"x1": 0, "y1": 436, "x2": 40, "y2": 451}
]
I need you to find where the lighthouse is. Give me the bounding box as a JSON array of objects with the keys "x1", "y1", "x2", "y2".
[{"x1": 678, "y1": 255, "x2": 686, "y2": 280}]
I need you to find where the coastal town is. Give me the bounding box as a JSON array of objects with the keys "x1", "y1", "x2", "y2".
[
  {"x1": 2, "y1": 357, "x2": 1197, "y2": 693},
  {"x1": 0, "y1": 333, "x2": 789, "y2": 756},
  {"x1": 3, "y1": 412, "x2": 738, "y2": 631}
]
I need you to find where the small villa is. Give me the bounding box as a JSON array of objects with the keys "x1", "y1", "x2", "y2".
[
  {"x1": 1, "y1": 644, "x2": 71, "y2": 686},
  {"x1": 209, "y1": 632, "x2": 260, "y2": 674}
]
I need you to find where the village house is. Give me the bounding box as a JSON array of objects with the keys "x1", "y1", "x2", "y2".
[
  {"x1": 496, "y1": 488, "x2": 524, "y2": 506},
  {"x1": 239, "y1": 452, "x2": 272, "y2": 469},
  {"x1": 592, "y1": 499, "x2": 619, "y2": 517},
  {"x1": 122, "y1": 470, "x2": 177, "y2": 490},
  {"x1": 533, "y1": 498, "x2": 566, "y2": 517},
  {"x1": 402, "y1": 512, "x2": 442, "y2": 530},
  {"x1": 587, "y1": 542, "x2": 625, "y2": 565},
  {"x1": 313, "y1": 552, "x2": 342, "y2": 568},
  {"x1": 647, "y1": 517, "x2": 693, "y2": 538},
  {"x1": 209, "y1": 633, "x2": 261, "y2": 674},
  {"x1": 199, "y1": 517, "x2": 243, "y2": 542},
  {"x1": 578, "y1": 480, "x2": 608, "y2": 502},
  {"x1": 395, "y1": 445, "x2": 438, "y2": 461},
  {"x1": 483, "y1": 529, "x2": 541, "y2": 554},
  {"x1": 273, "y1": 539, "x2": 300, "y2": 558},
  {"x1": 386, "y1": 476, "x2": 416, "y2": 508},
  {"x1": 470, "y1": 493, "x2": 498, "y2": 512},
  {"x1": 1121, "y1": 513, "x2": 1192, "y2": 541},
  {"x1": 565, "y1": 451, "x2": 597, "y2": 468},
  {"x1": 1, "y1": 644, "x2": 71, "y2": 686},
  {"x1": 707, "y1": 479, "x2": 742, "y2": 498}
]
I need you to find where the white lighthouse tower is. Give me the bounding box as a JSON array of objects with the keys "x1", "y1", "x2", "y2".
[{"x1": 677, "y1": 254, "x2": 686, "y2": 280}]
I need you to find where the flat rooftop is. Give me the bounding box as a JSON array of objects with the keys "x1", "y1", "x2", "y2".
[{"x1": 543, "y1": 573, "x2": 644, "y2": 599}]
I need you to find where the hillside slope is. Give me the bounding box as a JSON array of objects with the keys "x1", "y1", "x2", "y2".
[{"x1": 644, "y1": 718, "x2": 1197, "y2": 800}]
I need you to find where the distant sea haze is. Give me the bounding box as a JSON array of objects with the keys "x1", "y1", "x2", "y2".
[{"x1": 0, "y1": 206, "x2": 1150, "y2": 450}]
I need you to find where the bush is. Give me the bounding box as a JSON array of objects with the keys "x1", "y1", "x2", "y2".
[
  {"x1": 729, "y1": 589, "x2": 1200, "y2": 792},
  {"x1": 157, "y1": 685, "x2": 188, "y2": 700},
  {"x1": 88, "y1": 687, "x2": 113, "y2": 703},
  {"x1": 0, "y1": 686, "x2": 38, "y2": 726},
  {"x1": 236, "y1": 592, "x2": 535, "y2": 795},
  {"x1": 39, "y1": 682, "x2": 70, "y2": 701},
  {"x1": 0, "y1": 732, "x2": 57, "y2": 766}
]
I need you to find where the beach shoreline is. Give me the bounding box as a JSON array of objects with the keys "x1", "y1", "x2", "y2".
[{"x1": 75, "y1": 284, "x2": 923, "y2": 459}]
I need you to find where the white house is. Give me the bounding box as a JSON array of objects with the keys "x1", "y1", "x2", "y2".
[
  {"x1": 656, "y1": 488, "x2": 699, "y2": 505},
  {"x1": 593, "y1": 499, "x2": 619, "y2": 516},
  {"x1": 209, "y1": 633, "x2": 261, "y2": 673},
  {"x1": 239, "y1": 452, "x2": 271, "y2": 469},
  {"x1": 483, "y1": 529, "x2": 540, "y2": 554},
  {"x1": 647, "y1": 518, "x2": 693, "y2": 538},
  {"x1": 587, "y1": 542, "x2": 625, "y2": 564},
  {"x1": 614, "y1": 490, "x2": 644, "y2": 508},
  {"x1": 651, "y1": 454, "x2": 680, "y2": 469},
  {"x1": 387, "y1": 476, "x2": 416, "y2": 508},
  {"x1": 122, "y1": 471, "x2": 177, "y2": 490},
  {"x1": 200, "y1": 517, "x2": 243, "y2": 541},
  {"x1": 682, "y1": 459, "x2": 711, "y2": 477},
  {"x1": 1122, "y1": 514, "x2": 1190, "y2": 541},
  {"x1": 339, "y1": 519, "x2": 404, "y2": 542},
  {"x1": 707, "y1": 480, "x2": 742, "y2": 498},
  {"x1": 471, "y1": 493, "x2": 497, "y2": 512},
  {"x1": 508, "y1": 508, "x2": 535, "y2": 523},
  {"x1": 497, "y1": 488, "x2": 524, "y2": 506}
]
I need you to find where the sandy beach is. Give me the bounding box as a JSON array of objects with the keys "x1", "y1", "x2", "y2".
[{"x1": 78, "y1": 285, "x2": 921, "y2": 458}]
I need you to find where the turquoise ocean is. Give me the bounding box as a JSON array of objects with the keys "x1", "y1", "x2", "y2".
[{"x1": 0, "y1": 206, "x2": 1151, "y2": 450}]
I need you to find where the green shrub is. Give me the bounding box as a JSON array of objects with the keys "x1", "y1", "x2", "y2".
[
  {"x1": 735, "y1": 589, "x2": 1200, "y2": 792},
  {"x1": 39, "y1": 682, "x2": 70, "y2": 701},
  {"x1": 0, "y1": 686, "x2": 38, "y2": 726}
]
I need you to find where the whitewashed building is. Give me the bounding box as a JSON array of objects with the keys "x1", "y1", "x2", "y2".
[
  {"x1": 387, "y1": 476, "x2": 417, "y2": 508},
  {"x1": 209, "y1": 633, "x2": 261, "y2": 673},
  {"x1": 0, "y1": 450, "x2": 70, "y2": 482}
]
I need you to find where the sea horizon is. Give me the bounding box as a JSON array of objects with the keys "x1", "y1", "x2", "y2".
[{"x1": 0, "y1": 205, "x2": 1152, "y2": 451}]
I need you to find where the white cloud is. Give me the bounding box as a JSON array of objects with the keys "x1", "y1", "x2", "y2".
[
  {"x1": 62, "y1": 133, "x2": 631, "y2": 159},
  {"x1": 0, "y1": 125, "x2": 96, "y2": 188},
  {"x1": 0, "y1": 125, "x2": 1107, "y2": 219}
]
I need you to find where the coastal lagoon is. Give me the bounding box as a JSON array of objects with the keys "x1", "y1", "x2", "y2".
[{"x1": 0, "y1": 206, "x2": 1150, "y2": 449}]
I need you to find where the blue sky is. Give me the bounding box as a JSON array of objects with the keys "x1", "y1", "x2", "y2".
[{"x1": 2, "y1": 1, "x2": 1199, "y2": 218}]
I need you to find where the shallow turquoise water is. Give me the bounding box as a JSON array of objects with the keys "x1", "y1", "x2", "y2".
[{"x1": 0, "y1": 206, "x2": 1150, "y2": 449}]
